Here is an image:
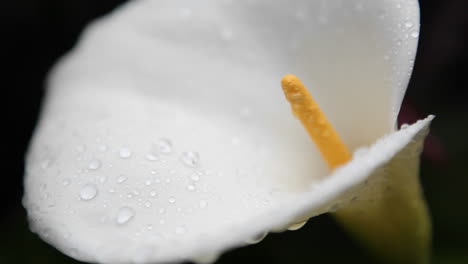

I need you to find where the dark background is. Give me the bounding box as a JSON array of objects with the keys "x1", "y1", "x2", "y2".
[{"x1": 1, "y1": 0, "x2": 467, "y2": 263}]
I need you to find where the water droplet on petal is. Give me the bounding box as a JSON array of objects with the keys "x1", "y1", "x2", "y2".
[
  {"x1": 246, "y1": 231, "x2": 268, "y2": 244},
  {"x1": 411, "y1": 31, "x2": 419, "y2": 38},
  {"x1": 180, "y1": 152, "x2": 200, "y2": 167},
  {"x1": 191, "y1": 174, "x2": 200, "y2": 181},
  {"x1": 62, "y1": 179, "x2": 71, "y2": 186},
  {"x1": 144, "y1": 201, "x2": 152, "y2": 208},
  {"x1": 116, "y1": 207, "x2": 135, "y2": 225},
  {"x1": 193, "y1": 253, "x2": 219, "y2": 264},
  {"x1": 168, "y1": 197, "x2": 176, "y2": 204},
  {"x1": 149, "y1": 190, "x2": 157, "y2": 197},
  {"x1": 199, "y1": 200, "x2": 207, "y2": 209},
  {"x1": 119, "y1": 147, "x2": 132, "y2": 159},
  {"x1": 117, "y1": 175, "x2": 128, "y2": 184},
  {"x1": 144, "y1": 179, "x2": 152, "y2": 186},
  {"x1": 187, "y1": 185, "x2": 196, "y2": 191},
  {"x1": 404, "y1": 21, "x2": 414, "y2": 28},
  {"x1": 41, "y1": 159, "x2": 52, "y2": 169},
  {"x1": 156, "y1": 139, "x2": 173, "y2": 154},
  {"x1": 99, "y1": 175, "x2": 108, "y2": 183},
  {"x1": 288, "y1": 221, "x2": 307, "y2": 231},
  {"x1": 145, "y1": 154, "x2": 159, "y2": 161},
  {"x1": 88, "y1": 159, "x2": 102, "y2": 170},
  {"x1": 79, "y1": 184, "x2": 98, "y2": 201}
]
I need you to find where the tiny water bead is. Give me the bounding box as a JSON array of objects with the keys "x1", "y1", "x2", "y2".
[
  {"x1": 116, "y1": 207, "x2": 135, "y2": 225},
  {"x1": 99, "y1": 175, "x2": 108, "y2": 183},
  {"x1": 168, "y1": 197, "x2": 176, "y2": 204},
  {"x1": 117, "y1": 175, "x2": 128, "y2": 184},
  {"x1": 62, "y1": 179, "x2": 71, "y2": 186},
  {"x1": 79, "y1": 184, "x2": 98, "y2": 201},
  {"x1": 287, "y1": 221, "x2": 307, "y2": 231},
  {"x1": 119, "y1": 147, "x2": 133, "y2": 159},
  {"x1": 145, "y1": 153, "x2": 159, "y2": 161},
  {"x1": 180, "y1": 151, "x2": 200, "y2": 167},
  {"x1": 199, "y1": 200, "x2": 207, "y2": 209},
  {"x1": 246, "y1": 231, "x2": 268, "y2": 244},
  {"x1": 156, "y1": 139, "x2": 173, "y2": 154},
  {"x1": 410, "y1": 31, "x2": 419, "y2": 38},
  {"x1": 191, "y1": 174, "x2": 200, "y2": 181},
  {"x1": 88, "y1": 159, "x2": 102, "y2": 170},
  {"x1": 404, "y1": 21, "x2": 414, "y2": 28}
]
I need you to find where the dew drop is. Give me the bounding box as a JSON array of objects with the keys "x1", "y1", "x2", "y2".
[
  {"x1": 41, "y1": 159, "x2": 51, "y2": 169},
  {"x1": 62, "y1": 179, "x2": 71, "y2": 186},
  {"x1": 156, "y1": 139, "x2": 173, "y2": 154},
  {"x1": 144, "y1": 179, "x2": 152, "y2": 186},
  {"x1": 168, "y1": 197, "x2": 176, "y2": 204},
  {"x1": 410, "y1": 31, "x2": 419, "y2": 38},
  {"x1": 187, "y1": 185, "x2": 196, "y2": 191},
  {"x1": 147, "y1": 224, "x2": 153, "y2": 231},
  {"x1": 180, "y1": 152, "x2": 200, "y2": 167},
  {"x1": 199, "y1": 200, "x2": 208, "y2": 209},
  {"x1": 191, "y1": 174, "x2": 200, "y2": 181},
  {"x1": 246, "y1": 231, "x2": 268, "y2": 244},
  {"x1": 288, "y1": 221, "x2": 307, "y2": 231},
  {"x1": 145, "y1": 153, "x2": 159, "y2": 161},
  {"x1": 404, "y1": 21, "x2": 414, "y2": 28},
  {"x1": 144, "y1": 201, "x2": 152, "y2": 208},
  {"x1": 79, "y1": 184, "x2": 98, "y2": 201},
  {"x1": 99, "y1": 175, "x2": 108, "y2": 183},
  {"x1": 119, "y1": 147, "x2": 132, "y2": 159},
  {"x1": 193, "y1": 253, "x2": 219, "y2": 264},
  {"x1": 88, "y1": 159, "x2": 102, "y2": 170},
  {"x1": 117, "y1": 175, "x2": 128, "y2": 184},
  {"x1": 116, "y1": 207, "x2": 135, "y2": 225},
  {"x1": 149, "y1": 190, "x2": 157, "y2": 197}
]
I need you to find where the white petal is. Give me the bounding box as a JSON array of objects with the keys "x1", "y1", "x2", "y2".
[
  {"x1": 24, "y1": 100, "x2": 432, "y2": 263},
  {"x1": 23, "y1": 0, "x2": 422, "y2": 263}
]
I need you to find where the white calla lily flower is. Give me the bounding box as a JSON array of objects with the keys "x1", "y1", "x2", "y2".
[{"x1": 23, "y1": 0, "x2": 431, "y2": 263}]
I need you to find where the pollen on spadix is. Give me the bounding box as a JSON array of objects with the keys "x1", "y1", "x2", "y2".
[{"x1": 281, "y1": 74, "x2": 351, "y2": 169}]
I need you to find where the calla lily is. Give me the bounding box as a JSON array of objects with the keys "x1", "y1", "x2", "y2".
[{"x1": 23, "y1": 0, "x2": 432, "y2": 264}]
